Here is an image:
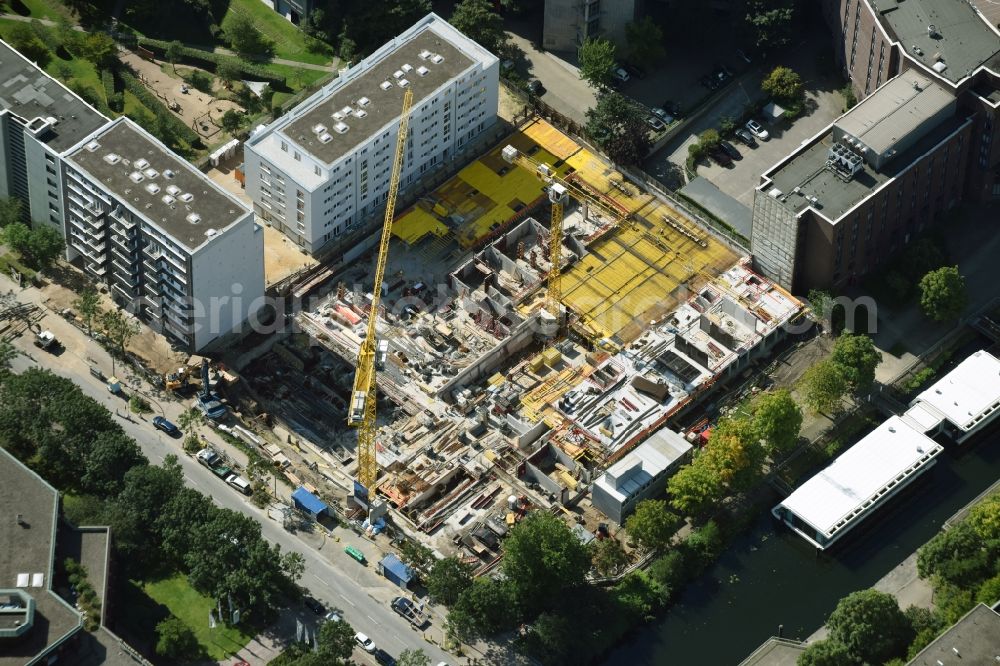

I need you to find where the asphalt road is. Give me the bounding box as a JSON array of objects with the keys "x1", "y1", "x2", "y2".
[{"x1": 3, "y1": 280, "x2": 452, "y2": 665}]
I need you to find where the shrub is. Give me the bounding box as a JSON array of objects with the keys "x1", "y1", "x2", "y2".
[{"x1": 101, "y1": 69, "x2": 122, "y2": 112}]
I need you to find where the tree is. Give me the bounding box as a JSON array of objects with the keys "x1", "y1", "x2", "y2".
[
  {"x1": 800, "y1": 359, "x2": 848, "y2": 414},
  {"x1": 830, "y1": 332, "x2": 881, "y2": 392},
  {"x1": 668, "y1": 459, "x2": 726, "y2": 516},
  {"x1": 746, "y1": 0, "x2": 795, "y2": 52},
  {"x1": 624, "y1": 16, "x2": 663, "y2": 64},
  {"x1": 578, "y1": 37, "x2": 617, "y2": 89},
  {"x1": 177, "y1": 407, "x2": 205, "y2": 451},
  {"x1": 826, "y1": 589, "x2": 913, "y2": 665},
  {"x1": 796, "y1": 639, "x2": 852, "y2": 666},
  {"x1": 99, "y1": 309, "x2": 140, "y2": 363},
  {"x1": 647, "y1": 549, "x2": 686, "y2": 597},
  {"x1": 592, "y1": 537, "x2": 628, "y2": 576},
  {"x1": 78, "y1": 33, "x2": 118, "y2": 68},
  {"x1": 450, "y1": 0, "x2": 509, "y2": 56},
  {"x1": 165, "y1": 40, "x2": 184, "y2": 73},
  {"x1": 157, "y1": 487, "x2": 215, "y2": 569},
  {"x1": 316, "y1": 617, "x2": 355, "y2": 661},
  {"x1": 967, "y1": 492, "x2": 1000, "y2": 541},
  {"x1": 501, "y1": 511, "x2": 590, "y2": 615},
  {"x1": 761, "y1": 66, "x2": 803, "y2": 103},
  {"x1": 448, "y1": 578, "x2": 518, "y2": 639},
  {"x1": 281, "y1": 551, "x2": 306, "y2": 584},
  {"x1": 917, "y1": 520, "x2": 993, "y2": 587},
  {"x1": 81, "y1": 431, "x2": 147, "y2": 497},
  {"x1": 0, "y1": 197, "x2": 22, "y2": 228},
  {"x1": 919, "y1": 266, "x2": 967, "y2": 322},
  {"x1": 698, "y1": 128, "x2": 721, "y2": 151},
  {"x1": 0, "y1": 341, "x2": 16, "y2": 372},
  {"x1": 155, "y1": 616, "x2": 198, "y2": 659},
  {"x1": 750, "y1": 389, "x2": 802, "y2": 456},
  {"x1": 7, "y1": 24, "x2": 51, "y2": 68},
  {"x1": 585, "y1": 91, "x2": 650, "y2": 165},
  {"x1": 73, "y1": 288, "x2": 101, "y2": 336},
  {"x1": 397, "y1": 648, "x2": 431, "y2": 666},
  {"x1": 225, "y1": 13, "x2": 274, "y2": 57},
  {"x1": 624, "y1": 499, "x2": 677, "y2": 552},
  {"x1": 426, "y1": 556, "x2": 474, "y2": 606},
  {"x1": 398, "y1": 539, "x2": 435, "y2": 574},
  {"x1": 7, "y1": 224, "x2": 63, "y2": 269},
  {"x1": 217, "y1": 60, "x2": 241, "y2": 88},
  {"x1": 221, "y1": 109, "x2": 244, "y2": 135}
]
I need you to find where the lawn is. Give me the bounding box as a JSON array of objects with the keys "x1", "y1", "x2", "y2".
[
  {"x1": 121, "y1": 574, "x2": 253, "y2": 660},
  {"x1": 8, "y1": 0, "x2": 66, "y2": 20},
  {"x1": 221, "y1": 0, "x2": 333, "y2": 66}
]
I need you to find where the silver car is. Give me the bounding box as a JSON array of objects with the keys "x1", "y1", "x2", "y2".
[{"x1": 745, "y1": 119, "x2": 770, "y2": 141}]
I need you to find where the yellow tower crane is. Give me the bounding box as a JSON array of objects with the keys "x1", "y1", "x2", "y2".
[
  {"x1": 501, "y1": 144, "x2": 631, "y2": 319},
  {"x1": 347, "y1": 89, "x2": 414, "y2": 510}
]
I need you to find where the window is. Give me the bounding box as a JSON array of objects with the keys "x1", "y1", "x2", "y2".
[
  {"x1": 315, "y1": 165, "x2": 321, "y2": 176},
  {"x1": 281, "y1": 141, "x2": 288, "y2": 151},
  {"x1": 294, "y1": 151, "x2": 301, "y2": 161}
]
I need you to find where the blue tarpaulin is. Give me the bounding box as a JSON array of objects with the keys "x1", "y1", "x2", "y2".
[
  {"x1": 379, "y1": 553, "x2": 414, "y2": 588},
  {"x1": 292, "y1": 486, "x2": 328, "y2": 517}
]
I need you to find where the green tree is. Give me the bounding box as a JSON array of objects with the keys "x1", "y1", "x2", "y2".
[
  {"x1": 447, "y1": 578, "x2": 518, "y2": 639},
  {"x1": 826, "y1": 589, "x2": 913, "y2": 664},
  {"x1": 100, "y1": 309, "x2": 140, "y2": 364},
  {"x1": 426, "y1": 557, "x2": 474, "y2": 606},
  {"x1": 221, "y1": 109, "x2": 244, "y2": 135},
  {"x1": 585, "y1": 91, "x2": 650, "y2": 165},
  {"x1": 157, "y1": 486, "x2": 215, "y2": 569},
  {"x1": 800, "y1": 359, "x2": 848, "y2": 414},
  {"x1": 73, "y1": 288, "x2": 101, "y2": 336},
  {"x1": 398, "y1": 539, "x2": 435, "y2": 574},
  {"x1": 281, "y1": 551, "x2": 306, "y2": 584},
  {"x1": 7, "y1": 23, "x2": 51, "y2": 68},
  {"x1": 0, "y1": 341, "x2": 15, "y2": 374},
  {"x1": 217, "y1": 60, "x2": 241, "y2": 88},
  {"x1": 177, "y1": 407, "x2": 205, "y2": 451},
  {"x1": 684, "y1": 520, "x2": 724, "y2": 563},
  {"x1": 450, "y1": 0, "x2": 509, "y2": 56},
  {"x1": 316, "y1": 617, "x2": 355, "y2": 661},
  {"x1": 524, "y1": 611, "x2": 578, "y2": 665},
  {"x1": 0, "y1": 197, "x2": 22, "y2": 228},
  {"x1": 624, "y1": 16, "x2": 664, "y2": 64},
  {"x1": 624, "y1": 499, "x2": 677, "y2": 552},
  {"x1": 668, "y1": 458, "x2": 726, "y2": 516},
  {"x1": 155, "y1": 616, "x2": 198, "y2": 659},
  {"x1": 698, "y1": 128, "x2": 721, "y2": 150},
  {"x1": 967, "y1": 492, "x2": 1000, "y2": 540},
  {"x1": 397, "y1": 648, "x2": 431, "y2": 666},
  {"x1": 796, "y1": 639, "x2": 852, "y2": 666},
  {"x1": 977, "y1": 573, "x2": 1000, "y2": 604},
  {"x1": 81, "y1": 431, "x2": 147, "y2": 497},
  {"x1": 591, "y1": 536, "x2": 628, "y2": 576},
  {"x1": 919, "y1": 266, "x2": 968, "y2": 322},
  {"x1": 225, "y1": 12, "x2": 274, "y2": 57},
  {"x1": 165, "y1": 40, "x2": 184, "y2": 73},
  {"x1": 746, "y1": 0, "x2": 795, "y2": 52},
  {"x1": 647, "y1": 549, "x2": 686, "y2": 597},
  {"x1": 830, "y1": 332, "x2": 882, "y2": 392},
  {"x1": 761, "y1": 66, "x2": 803, "y2": 103},
  {"x1": 21, "y1": 225, "x2": 63, "y2": 269},
  {"x1": 750, "y1": 388, "x2": 802, "y2": 456},
  {"x1": 79, "y1": 33, "x2": 118, "y2": 68},
  {"x1": 917, "y1": 520, "x2": 993, "y2": 587},
  {"x1": 578, "y1": 37, "x2": 617, "y2": 89}
]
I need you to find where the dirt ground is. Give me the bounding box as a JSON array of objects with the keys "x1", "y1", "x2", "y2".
[{"x1": 120, "y1": 51, "x2": 241, "y2": 142}]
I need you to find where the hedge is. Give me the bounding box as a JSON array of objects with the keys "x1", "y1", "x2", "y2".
[
  {"x1": 118, "y1": 69, "x2": 199, "y2": 146},
  {"x1": 29, "y1": 19, "x2": 61, "y2": 53},
  {"x1": 100, "y1": 69, "x2": 123, "y2": 113},
  {"x1": 136, "y1": 37, "x2": 286, "y2": 86}
]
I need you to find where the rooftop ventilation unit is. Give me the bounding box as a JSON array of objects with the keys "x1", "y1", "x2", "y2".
[
  {"x1": 418, "y1": 49, "x2": 431, "y2": 60},
  {"x1": 163, "y1": 169, "x2": 176, "y2": 179},
  {"x1": 430, "y1": 53, "x2": 444, "y2": 64},
  {"x1": 134, "y1": 158, "x2": 150, "y2": 170},
  {"x1": 333, "y1": 121, "x2": 349, "y2": 134},
  {"x1": 401, "y1": 63, "x2": 413, "y2": 73},
  {"x1": 357, "y1": 96, "x2": 371, "y2": 107},
  {"x1": 179, "y1": 192, "x2": 194, "y2": 202},
  {"x1": 827, "y1": 142, "x2": 864, "y2": 180},
  {"x1": 380, "y1": 81, "x2": 393, "y2": 91},
  {"x1": 206, "y1": 228, "x2": 217, "y2": 237},
  {"x1": 319, "y1": 132, "x2": 333, "y2": 143},
  {"x1": 398, "y1": 78, "x2": 410, "y2": 88},
  {"x1": 393, "y1": 70, "x2": 404, "y2": 79},
  {"x1": 166, "y1": 184, "x2": 181, "y2": 196},
  {"x1": 129, "y1": 171, "x2": 144, "y2": 183},
  {"x1": 104, "y1": 153, "x2": 121, "y2": 165},
  {"x1": 417, "y1": 66, "x2": 429, "y2": 77},
  {"x1": 145, "y1": 183, "x2": 160, "y2": 194},
  {"x1": 353, "y1": 108, "x2": 367, "y2": 118},
  {"x1": 927, "y1": 24, "x2": 938, "y2": 38},
  {"x1": 340, "y1": 106, "x2": 352, "y2": 116},
  {"x1": 162, "y1": 194, "x2": 176, "y2": 205},
  {"x1": 932, "y1": 60, "x2": 948, "y2": 73},
  {"x1": 186, "y1": 212, "x2": 201, "y2": 224},
  {"x1": 312, "y1": 123, "x2": 327, "y2": 135},
  {"x1": 85, "y1": 141, "x2": 100, "y2": 152},
  {"x1": 332, "y1": 110, "x2": 346, "y2": 120},
  {"x1": 144, "y1": 168, "x2": 158, "y2": 179}
]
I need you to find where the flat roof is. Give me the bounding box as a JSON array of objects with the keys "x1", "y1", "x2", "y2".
[
  {"x1": 280, "y1": 26, "x2": 473, "y2": 165},
  {"x1": 67, "y1": 118, "x2": 250, "y2": 251},
  {"x1": 834, "y1": 71, "x2": 954, "y2": 155},
  {"x1": 913, "y1": 349, "x2": 1000, "y2": 431},
  {"x1": 595, "y1": 428, "x2": 692, "y2": 504},
  {"x1": 874, "y1": 0, "x2": 1000, "y2": 84},
  {"x1": 0, "y1": 450, "x2": 81, "y2": 665},
  {"x1": 762, "y1": 114, "x2": 968, "y2": 222},
  {"x1": 778, "y1": 416, "x2": 942, "y2": 539},
  {"x1": 907, "y1": 603, "x2": 1000, "y2": 665},
  {"x1": 0, "y1": 39, "x2": 107, "y2": 152}
]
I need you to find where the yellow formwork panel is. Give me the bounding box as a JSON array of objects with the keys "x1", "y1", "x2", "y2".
[
  {"x1": 520, "y1": 118, "x2": 581, "y2": 160},
  {"x1": 391, "y1": 206, "x2": 450, "y2": 245}
]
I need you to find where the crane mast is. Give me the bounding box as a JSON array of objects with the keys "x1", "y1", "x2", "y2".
[{"x1": 347, "y1": 89, "x2": 414, "y2": 503}]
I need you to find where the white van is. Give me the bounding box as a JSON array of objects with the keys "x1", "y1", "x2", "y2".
[
  {"x1": 225, "y1": 473, "x2": 252, "y2": 496},
  {"x1": 613, "y1": 67, "x2": 630, "y2": 84}
]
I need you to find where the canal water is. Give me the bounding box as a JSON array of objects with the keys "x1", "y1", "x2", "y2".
[{"x1": 604, "y1": 426, "x2": 1000, "y2": 665}]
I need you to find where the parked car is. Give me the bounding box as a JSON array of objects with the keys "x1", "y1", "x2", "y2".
[
  {"x1": 304, "y1": 597, "x2": 325, "y2": 615},
  {"x1": 699, "y1": 74, "x2": 718, "y2": 90},
  {"x1": 224, "y1": 473, "x2": 252, "y2": 496},
  {"x1": 527, "y1": 79, "x2": 544, "y2": 95},
  {"x1": 745, "y1": 119, "x2": 770, "y2": 141},
  {"x1": 661, "y1": 99, "x2": 682, "y2": 117},
  {"x1": 355, "y1": 632, "x2": 376, "y2": 653},
  {"x1": 623, "y1": 62, "x2": 646, "y2": 79},
  {"x1": 374, "y1": 649, "x2": 396, "y2": 666},
  {"x1": 152, "y1": 416, "x2": 180, "y2": 437},
  {"x1": 646, "y1": 116, "x2": 666, "y2": 132},
  {"x1": 734, "y1": 128, "x2": 758, "y2": 147},
  {"x1": 651, "y1": 108, "x2": 675, "y2": 123},
  {"x1": 613, "y1": 67, "x2": 630, "y2": 84},
  {"x1": 719, "y1": 140, "x2": 742, "y2": 160},
  {"x1": 709, "y1": 148, "x2": 733, "y2": 167},
  {"x1": 323, "y1": 610, "x2": 342, "y2": 623},
  {"x1": 736, "y1": 48, "x2": 752, "y2": 64},
  {"x1": 345, "y1": 545, "x2": 367, "y2": 564}
]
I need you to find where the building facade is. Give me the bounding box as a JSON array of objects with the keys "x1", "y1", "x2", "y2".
[
  {"x1": 0, "y1": 39, "x2": 108, "y2": 235},
  {"x1": 244, "y1": 13, "x2": 499, "y2": 255},
  {"x1": 63, "y1": 118, "x2": 264, "y2": 351},
  {"x1": 542, "y1": 0, "x2": 640, "y2": 52},
  {"x1": 751, "y1": 71, "x2": 972, "y2": 292}
]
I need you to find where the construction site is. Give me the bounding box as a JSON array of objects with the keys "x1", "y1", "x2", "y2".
[{"x1": 229, "y1": 117, "x2": 804, "y2": 566}]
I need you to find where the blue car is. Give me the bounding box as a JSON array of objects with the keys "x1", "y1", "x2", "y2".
[{"x1": 153, "y1": 416, "x2": 180, "y2": 437}]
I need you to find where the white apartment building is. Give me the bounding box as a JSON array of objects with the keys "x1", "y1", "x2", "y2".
[
  {"x1": 244, "y1": 13, "x2": 499, "y2": 255},
  {"x1": 62, "y1": 118, "x2": 264, "y2": 351},
  {"x1": 0, "y1": 38, "x2": 108, "y2": 232}
]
